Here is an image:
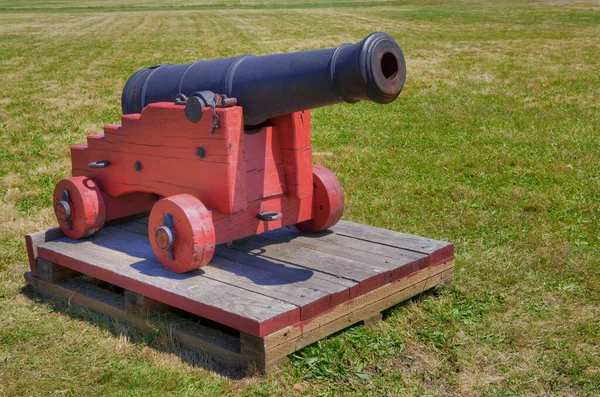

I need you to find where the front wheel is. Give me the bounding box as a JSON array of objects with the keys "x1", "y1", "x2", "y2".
[
  {"x1": 148, "y1": 194, "x2": 216, "y2": 273},
  {"x1": 295, "y1": 165, "x2": 344, "y2": 233},
  {"x1": 53, "y1": 176, "x2": 105, "y2": 239}
]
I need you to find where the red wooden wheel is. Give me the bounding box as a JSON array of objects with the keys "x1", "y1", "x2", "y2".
[
  {"x1": 148, "y1": 194, "x2": 216, "y2": 273},
  {"x1": 53, "y1": 176, "x2": 106, "y2": 239},
  {"x1": 296, "y1": 164, "x2": 344, "y2": 233}
]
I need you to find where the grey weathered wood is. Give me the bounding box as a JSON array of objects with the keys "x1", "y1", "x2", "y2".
[
  {"x1": 112, "y1": 221, "x2": 148, "y2": 236},
  {"x1": 36, "y1": 258, "x2": 79, "y2": 283},
  {"x1": 117, "y1": 219, "x2": 423, "y2": 282},
  {"x1": 62, "y1": 226, "x2": 336, "y2": 316},
  {"x1": 362, "y1": 312, "x2": 382, "y2": 328},
  {"x1": 234, "y1": 234, "x2": 391, "y2": 284},
  {"x1": 215, "y1": 244, "x2": 356, "y2": 293},
  {"x1": 38, "y1": 227, "x2": 298, "y2": 325},
  {"x1": 124, "y1": 289, "x2": 169, "y2": 318},
  {"x1": 113, "y1": 220, "x2": 332, "y2": 314},
  {"x1": 30, "y1": 218, "x2": 453, "y2": 340},
  {"x1": 262, "y1": 262, "x2": 455, "y2": 363},
  {"x1": 199, "y1": 256, "x2": 329, "y2": 309},
  {"x1": 331, "y1": 220, "x2": 450, "y2": 254},
  {"x1": 269, "y1": 227, "x2": 427, "y2": 266},
  {"x1": 25, "y1": 227, "x2": 65, "y2": 275},
  {"x1": 24, "y1": 272, "x2": 248, "y2": 368},
  {"x1": 257, "y1": 229, "x2": 419, "y2": 281},
  {"x1": 25, "y1": 218, "x2": 455, "y2": 372}
]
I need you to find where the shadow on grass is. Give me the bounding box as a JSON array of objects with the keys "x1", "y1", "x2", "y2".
[{"x1": 19, "y1": 282, "x2": 251, "y2": 380}]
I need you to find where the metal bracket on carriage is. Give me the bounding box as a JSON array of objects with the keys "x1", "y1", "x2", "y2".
[{"x1": 257, "y1": 211, "x2": 283, "y2": 222}]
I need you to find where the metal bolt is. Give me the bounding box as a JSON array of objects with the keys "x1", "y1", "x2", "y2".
[
  {"x1": 54, "y1": 200, "x2": 72, "y2": 222},
  {"x1": 134, "y1": 161, "x2": 142, "y2": 171},
  {"x1": 155, "y1": 226, "x2": 176, "y2": 252},
  {"x1": 195, "y1": 147, "x2": 206, "y2": 159}
]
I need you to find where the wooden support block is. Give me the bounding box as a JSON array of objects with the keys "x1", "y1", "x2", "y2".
[
  {"x1": 25, "y1": 227, "x2": 64, "y2": 276},
  {"x1": 362, "y1": 312, "x2": 383, "y2": 328},
  {"x1": 240, "y1": 332, "x2": 268, "y2": 371},
  {"x1": 124, "y1": 289, "x2": 169, "y2": 319},
  {"x1": 36, "y1": 258, "x2": 79, "y2": 283}
]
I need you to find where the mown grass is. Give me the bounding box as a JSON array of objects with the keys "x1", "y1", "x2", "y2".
[{"x1": 1, "y1": 0, "x2": 598, "y2": 395}]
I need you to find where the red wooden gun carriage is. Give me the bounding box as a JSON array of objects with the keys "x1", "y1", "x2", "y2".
[{"x1": 52, "y1": 32, "x2": 407, "y2": 274}]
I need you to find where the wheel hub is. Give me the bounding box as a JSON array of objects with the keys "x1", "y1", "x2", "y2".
[{"x1": 155, "y1": 225, "x2": 176, "y2": 251}]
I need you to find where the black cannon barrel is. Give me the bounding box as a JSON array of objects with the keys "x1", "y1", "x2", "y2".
[{"x1": 122, "y1": 32, "x2": 406, "y2": 126}]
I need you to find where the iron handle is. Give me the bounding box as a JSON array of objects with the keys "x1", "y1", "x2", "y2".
[{"x1": 88, "y1": 160, "x2": 110, "y2": 168}]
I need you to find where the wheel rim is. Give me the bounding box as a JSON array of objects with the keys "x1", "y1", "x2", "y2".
[
  {"x1": 53, "y1": 177, "x2": 105, "y2": 239},
  {"x1": 148, "y1": 194, "x2": 215, "y2": 273}
]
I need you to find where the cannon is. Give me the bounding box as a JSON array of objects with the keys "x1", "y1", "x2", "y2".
[{"x1": 52, "y1": 32, "x2": 406, "y2": 273}]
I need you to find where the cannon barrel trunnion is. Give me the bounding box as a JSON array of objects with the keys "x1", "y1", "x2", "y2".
[{"x1": 53, "y1": 32, "x2": 406, "y2": 273}]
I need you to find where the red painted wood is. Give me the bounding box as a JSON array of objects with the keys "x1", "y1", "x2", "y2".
[
  {"x1": 71, "y1": 103, "x2": 245, "y2": 215},
  {"x1": 101, "y1": 192, "x2": 156, "y2": 222},
  {"x1": 148, "y1": 194, "x2": 216, "y2": 273},
  {"x1": 59, "y1": 102, "x2": 351, "y2": 272},
  {"x1": 71, "y1": 147, "x2": 232, "y2": 208},
  {"x1": 244, "y1": 126, "x2": 287, "y2": 201},
  {"x1": 295, "y1": 165, "x2": 344, "y2": 233},
  {"x1": 274, "y1": 111, "x2": 313, "y2": 199},
  {"x1": 24, "y1": 235, "x2": 38, "y2": 277},
  {"x1": 36, "y1": 247, "x2": 300, "y2": 336},
  {"x1": 212, "y1": 195, "x2": 313, "y2": 245},
  {"x1": 53, "y1": 177, "x2": 105, "y2": 239},
  {"x1": 428, "y1": 245, "x2": 455, "y2": 268}
]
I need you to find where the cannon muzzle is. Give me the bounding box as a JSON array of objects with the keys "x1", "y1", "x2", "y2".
[{"x1": 122, "y1": 32, "x2": 406, "y2": 126}]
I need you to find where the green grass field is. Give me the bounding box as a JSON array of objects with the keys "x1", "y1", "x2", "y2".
[{"x1": 1, "y1": 0, "x2": 598, "y2": 395}]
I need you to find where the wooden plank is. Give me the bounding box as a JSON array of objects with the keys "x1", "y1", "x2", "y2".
[
  {"x1": 263, "y1": 262, "x2": 454, "y2": 364},
  {"x1": 107, "y1": 105, "x2": 240, "y2": 152},
  {"x1": 112, "y1": 220, "x2": 149, "y2": 236},
  {"x1": 215, "y1": 245, "x2": 354, "y2": 309},
  {"x1": 36, "y1": 227, "x2": 300, "y2": 336},
  {"x1": 263, "y1": 260, "x2": 454, "y2": 353},
  {"x1": 24, "y1": 272, "x2": 248, "y2": 368},
  {"x1": 105, "y1": 235, "x2": 339, "y2": 320},
  {"x1": 330, "y1": 221, "x2": 454, "y2": 266},
  {"x1": 88, "y1": 134, "x2": 234, "y2": 163},
  {"x1": 124, "y1": 289, "x2": 170, "y2": 318},
  {"x1": 116, "y1": 218, "x2": 422, "y2": 309},
  {"x1": 71, "y1": 150, "x2": 232, "y2": 208},
  {"x1": 233, "y1": 234, "x2": 392, "y2": 296},
  {"x1": 122, "y1": 218, "x2": 421, "y2": 290},
  {"x1": 36, "y1": 258, "x2": 80, "y2": 283},
  {"x1": 244, "y1": 124, "x2": 286, "y2": 201},
  {"x1": 25, "y1": 227, "x2": 64, "y2": 276},
  {"x1": 201, "y1": 256, "x2": 333, "y2": 320},
  {"x1": 258, "y1": 228, "x2": 427, "y2": 281}
]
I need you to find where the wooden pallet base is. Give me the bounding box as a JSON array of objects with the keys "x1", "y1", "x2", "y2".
[
  {"x1": 24, "y1": 259, "x2": 452, "y2": 372},
  {"x1": 24, "y1": 219, "x2": 454, "y2": 372}
]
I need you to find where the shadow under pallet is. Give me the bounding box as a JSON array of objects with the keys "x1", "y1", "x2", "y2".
[{"x1": 24, "y1": 218, "x2": 454, "y2": 373}]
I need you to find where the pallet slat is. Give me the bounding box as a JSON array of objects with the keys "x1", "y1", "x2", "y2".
[
  {"x1": 25, "y1": 218, "x2": 454, "y2": 372},
  {"x1": 37, "y1": 228, "x2": 300, "y2": 336}
]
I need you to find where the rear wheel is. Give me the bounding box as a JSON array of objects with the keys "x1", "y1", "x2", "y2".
[
  {"x1": 148, "y1": 194, "x2": 216, "y2": 273},
  {"x1": 53, "y1": 176, "x2": 105, "y2": 239},
  {"x1": 295, "y1": 165, "x2": 344, "y2": 233}
]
